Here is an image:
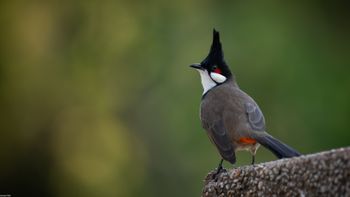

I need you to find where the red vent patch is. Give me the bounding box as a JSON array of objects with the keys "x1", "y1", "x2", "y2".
[{"x1": 239, "y1": 137, "x2": 257, "y2": 144}]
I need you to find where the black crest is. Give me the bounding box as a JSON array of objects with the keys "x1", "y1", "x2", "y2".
[{"x1": 201, "y1": 29, "x2": 232, "y2": 77}]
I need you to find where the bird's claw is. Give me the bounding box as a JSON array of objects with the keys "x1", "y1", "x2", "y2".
[{"x1": 212, "y1": 166, "x2": 226, "y2": 181}]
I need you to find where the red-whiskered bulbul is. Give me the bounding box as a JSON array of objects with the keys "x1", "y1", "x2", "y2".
[{"x1": 190, "y1": 29, "x2": 301, "y2": 174}]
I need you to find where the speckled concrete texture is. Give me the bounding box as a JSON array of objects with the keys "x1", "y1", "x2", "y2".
[{"x1": 202, "y1": 147, "x2": 350, "y2": 197}]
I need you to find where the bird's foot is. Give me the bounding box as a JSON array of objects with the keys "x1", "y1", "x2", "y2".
[
  {"x1": 251, "y1": 155, "x2": 255, "y2": 165},
  {"x1": 212, "y1": 166, "x2": 227, "y2": 181}
]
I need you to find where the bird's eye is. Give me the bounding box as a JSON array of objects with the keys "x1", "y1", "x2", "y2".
[{"x1": 212, "y1": 65, "x2": 222, "y2": 74}]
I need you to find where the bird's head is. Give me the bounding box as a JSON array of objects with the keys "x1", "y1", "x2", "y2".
[{"x1": 190, "y1": 29, "x2": 232, "y2": 94}]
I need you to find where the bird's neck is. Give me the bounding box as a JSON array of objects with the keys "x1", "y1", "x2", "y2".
[
  {"x1": 199, "y1": 71, "x2": 217, "y2": 95},
  {"x1": 199, "y1": 70, "x2": 237, "y2": 95}
]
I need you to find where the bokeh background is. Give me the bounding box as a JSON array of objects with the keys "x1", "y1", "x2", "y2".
[{"x1": 0, "y1": 1, "x2": 349, "y2": 196}]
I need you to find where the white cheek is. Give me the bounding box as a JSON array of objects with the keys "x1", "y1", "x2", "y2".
[
  {"x1": 210, "y1": 72, "x2": 227, "y2": 83},
  {"x1": 198, "y1": 70, "x2": 217, "y2": 94}
]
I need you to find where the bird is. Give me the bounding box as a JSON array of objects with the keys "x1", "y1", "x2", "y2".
[{"x1": 189, "y1": 29, "x2": 301, "y2": 175}]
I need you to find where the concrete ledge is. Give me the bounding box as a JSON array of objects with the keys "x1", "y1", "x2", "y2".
[{"x1": 202, "y1": 147, "x2": 350, "y2": 197}]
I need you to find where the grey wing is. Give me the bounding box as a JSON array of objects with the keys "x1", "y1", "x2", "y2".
[
  {"x1": 244, "y1": 102, "x2": 266, "y2": 131},
  {"x1": 204, "y1": 119, "x2": 236, "y2": 164}
]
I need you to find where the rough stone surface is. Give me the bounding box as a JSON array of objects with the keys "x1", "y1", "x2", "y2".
[{"x1": 202, "y1": 147, "x2": 350, "y2": 197}]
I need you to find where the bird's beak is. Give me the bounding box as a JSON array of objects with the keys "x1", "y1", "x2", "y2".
[{"x1": 189, "y1": 63, "x2": 203, "y2": 70}]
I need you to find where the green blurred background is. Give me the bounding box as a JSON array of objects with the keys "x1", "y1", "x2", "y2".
[{"x1": 0, "y1": 1, "x2": 349, "y2": 196}]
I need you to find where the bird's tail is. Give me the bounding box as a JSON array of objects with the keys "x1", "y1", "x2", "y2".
[{"x1": 255, "y1": 134, "x2": 301, "y2": 158}]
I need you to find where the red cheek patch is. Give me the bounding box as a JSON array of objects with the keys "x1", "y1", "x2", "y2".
[{"x1": 214, "y1": 68, "x2": 222, "y2": 74}]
